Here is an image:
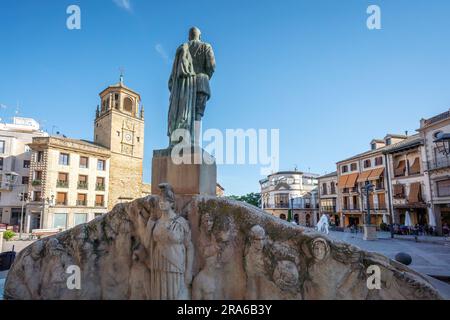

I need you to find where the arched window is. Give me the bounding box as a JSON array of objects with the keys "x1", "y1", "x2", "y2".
[
  {"x1": 433, "y1": 131, "x2": 443, "y2": 139},
  {"x1": 305, "y1": 214, "x2": 311, "y2": 227},
  {"x1": 279, "y1": 213, "x2": 287, "y2": 220},
  {"x1": 123, "y1": 97, "x2": 133, "y2": 113}
]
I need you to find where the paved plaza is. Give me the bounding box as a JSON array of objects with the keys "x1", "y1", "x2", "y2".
[{"x1": 327, "y1": 231, "x2": 450, "y2": 277}]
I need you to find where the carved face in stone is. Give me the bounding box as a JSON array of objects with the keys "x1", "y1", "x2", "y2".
[
  {"x1": 249, "y1": 225, "x2": 266, "y2": 251},
  {"x1": 273, "y1": 260, "x2": 299, "y2": 289},
  {"x1": 311, "y1": 238, "x2": 329, "y2": 261},
  {"x1": 201, "y1": 213, "x2": 214, "y2": 233},
  {"x1": 158, "y1": 199, "x2": 172, "y2": 212}
]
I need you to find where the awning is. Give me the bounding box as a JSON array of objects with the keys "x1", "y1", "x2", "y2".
[
  {"x1": 368, "y1": 168, "x2": 384, "y2": 181},
  {"x1": 345, "y1": 173, "x2": 359, "y2": 188},
  {"x1": 338, "y1": 175, "x2": 349, "y2": 189},
  {"x1": 357, "y1": 170, "x2": 372, "y2": 183},
  {"x1": 408, "y1": 182, "x2": 421, "y2": 203}
]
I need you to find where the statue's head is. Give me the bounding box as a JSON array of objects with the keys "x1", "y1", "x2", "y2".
[
  {"x1": 189, "y1": 27, "x2": 201, "y2": 41},
  {"x1": 158, "y1": 183, "x2": 176, "y2": 212}
]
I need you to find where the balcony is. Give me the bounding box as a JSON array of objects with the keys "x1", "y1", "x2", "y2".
[
  {"x1": 78, "y1": 182, "x2": 88, "y2": 190},
  {"x1": 76, "y1": 200, "x2": 87, "y2": 206},
  {"x1": 0, "y1": 182, "x2": 13, "y2": 191},
  {"x1": 428, "y1": 156, "x2": 450, "y2": 171},
  {"x1": 32, "y1": 179, "x2": 42, "y2": 186},
  {"x1": 95, "y1": 202, "x2": 104, "y2": 207},
  {"x1": 321, "y1": 206, "x2": 337, "y2": 213},
  {"x1": 56, "y1": 201, "x2": 67, "y2": 206},
  {"x1": 56, "y1": 180, "x2": 69, "y2": 188},
  {"x1": 95, "y1": 183, "x2": 105, "y2": 191}
]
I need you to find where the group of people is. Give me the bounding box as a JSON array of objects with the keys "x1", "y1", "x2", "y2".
[{"x1": 391, "y1": 223, "x2": 437, "y2": 236}]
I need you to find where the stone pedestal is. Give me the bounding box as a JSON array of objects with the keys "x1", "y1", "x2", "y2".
[
  {"x1": 363, "y1": 225, "x2": 377, "y2": 241},
  {"x1": 151, "y1": 147, "x2": 217, "y2": 197}
]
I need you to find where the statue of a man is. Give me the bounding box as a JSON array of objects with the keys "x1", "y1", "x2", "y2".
[{"x1": 167, "y1": 27, "x2": 216, "y2": 146}]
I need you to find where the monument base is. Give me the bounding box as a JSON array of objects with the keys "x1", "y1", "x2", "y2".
[
  {"x1": 363, "y1": 224, "x2": 377, "y2": 241},
  {"x1": 151, "y1": 147, "x2": 217, "y2": 197}
]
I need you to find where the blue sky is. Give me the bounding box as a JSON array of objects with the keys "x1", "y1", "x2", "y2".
[{"x1": 0, "y1": 0, "x2": 449, "y2": 195}]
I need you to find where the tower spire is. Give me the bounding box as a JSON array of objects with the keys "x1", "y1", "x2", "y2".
[{"x1": 119, "y1": 67, "x2": 124, "y2": 85}]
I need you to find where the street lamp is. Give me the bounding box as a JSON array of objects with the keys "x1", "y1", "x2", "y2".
[
  {"x1": 362, "y1": 181, "x2": 377, "y2": 241},
  {"x1": 433, "y1": 132, "x2": 450, "y2": 156}
]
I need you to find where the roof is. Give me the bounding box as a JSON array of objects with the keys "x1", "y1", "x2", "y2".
[
  {"x1": 385, "y1": 133, "x2": 408, "y2": 139},
  {"x1": 382, "y1": 134, "x2": 423, "y2": 154},
  {"x1": 29, "y1": 136, "x2": 110, "y2": 156},
  {"x1": 99, "y1": 81, "x2": 141, "y2": 98},
  {"x1": 318, "y1": 171, "x2": 337, "y2": 179},
  {"x1": 338, "y1": 133, "x2": 409, "y2": 163}
]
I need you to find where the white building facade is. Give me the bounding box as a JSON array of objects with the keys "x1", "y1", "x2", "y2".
[{"x1": 0, "y1": 117, "x2": 48, "y2": 231}]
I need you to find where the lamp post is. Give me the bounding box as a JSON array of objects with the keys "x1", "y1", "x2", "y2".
[
  {"x1": 363, "y1": 181, "x2": 377, "y2": 240},
  {"x1": 433, "y1": 132, "x2": 450, "y2": 156}
]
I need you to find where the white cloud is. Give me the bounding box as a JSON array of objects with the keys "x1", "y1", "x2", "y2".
[
  {"x1": 155, "y1": 43, "x2": 170, "y2": 64},
  {"x1": 113, "y1": 0, "x2": 132, "y2": 12}
]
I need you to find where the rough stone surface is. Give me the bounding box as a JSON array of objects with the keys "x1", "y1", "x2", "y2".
[{"x1": 4, "y1": 196, "x2": 443, "y2": 300}]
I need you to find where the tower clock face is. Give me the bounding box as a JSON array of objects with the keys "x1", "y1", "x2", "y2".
[{"x1": 125, "y1": 133, "x2": 132, "y2": 142}]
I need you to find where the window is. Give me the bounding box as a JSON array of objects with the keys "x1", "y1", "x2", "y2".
[
  {"x1": 57, "y1": 172, "x2": 69, "y2": 188},
  {"x1": 137, "y1": 137, "x2": 140, "y2": 143},
  {"x1": 33, "y1": 170, "x2": 42, "y2": 185},
  {"x1": 78, "y1": 175, "x2": 88, "y2": 189},
  {"x1": 96, "y1": 177, "x2": 105, "y2": 190},
  {"x1": 341, "y1": 165, "x2": 348, "y2": 173},
  {"x1": 22, "y1": 176, "x2": 29, "y2": 185},
  {"x1": 375, "y1": 156, "x2": 383, "y2": 166},
  {"x1": 56, "y1": 192, "x2": 67, "y2": 205},
  {"x1": 24, "y1": 145, "x2": 31, "y2": 153},
  {"x1": 377, "y1": 193, "x2": 386, "y2": 210},
  {"x1": 33, "y1": 191, "x2": 42, "y2": 202},
  {"x1": 123, "y1": 97, "x2": 133, "y2": 113},
  {"x1": 330, "y1": 182, "x2": 336, "y2": 194},
  {"x1": 386, "y1": 138, "x2": 392, "y2": 146},
  {"x1": 37, "y1": 151, "x2": 44, "y2": 162},
  {"x1": 437, "y1": 179, "x2": 450, "y2": 197},
  {"x1": 395, "y1": 160, "x2": 406, "y2": 177},
  {"x1": 0, "y1": 157, "x2": 3, "y2": 170},
  {"x1": 97, "y1": 159, "x2": 106, "y2": 171},
  {"x1": 0, "y1": 140, "x2": 5, "y2": 153},
  {"x1": 94, "y1": 213, "x2": 103, "y2": 218},
  {"x1": 433, "y1": 131, "x2": 443, "y2": 139},
  {"x1": 350, "y1": 163, "x2": 357, "y2": 171},
  {"x1": 23, "y1": 160, "x2": 30, "y2": 168},
  {"x1": 322, "y1": 183, "x2": 327, "y2": 195},
  {"x1": 53, "y1": 213, "x2": 67, "y2": 229},
  {"x1": 74, "y1": 213, "x2": 87, "y2": 226},
  {"x1": 59, "y1": 153, "x2": 70, "y2": 166},
  {"x1": 77, "y1": 193, "x2": 87, "y2": 206},
  {"x1": 95, "y1": 195, "x2": 104, "y2": 207},
  {"x1": 393, "y1": 184, "x2": 405, "y2": 198},
  {"x1": 79, "y1": 156, "x2": 89, "y2": 168},
  {"x1": 371, "y1": 143, "x2": 377, "y2": 151},
  {"x1": 364, "y1": 159, "x2": 371, "y2": 168}
]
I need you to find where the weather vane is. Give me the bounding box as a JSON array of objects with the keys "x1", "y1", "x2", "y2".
[{"x1": 119, "y1": 67, "x2": 125, "y2": 84}]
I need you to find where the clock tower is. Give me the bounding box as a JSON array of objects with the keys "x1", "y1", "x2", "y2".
[{"x1": 94, "y1": 77, "x2": 145, "y2": 210}]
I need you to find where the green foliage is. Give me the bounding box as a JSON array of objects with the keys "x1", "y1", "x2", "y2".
[
  {"x1": 3, "y1": 230, "x2": 16, "y2": 241},
  {"x1": 228, "y1": 192, "x2": 261, "y2": 207}
]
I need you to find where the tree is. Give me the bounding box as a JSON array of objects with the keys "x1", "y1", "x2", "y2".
[{"x1": 228, "y1": 192, "x2": 261, "y2": 207}]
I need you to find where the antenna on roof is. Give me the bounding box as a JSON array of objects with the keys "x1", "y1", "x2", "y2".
[{"x1": 405, "y1": 130, "x2": 408, "y2": 136}]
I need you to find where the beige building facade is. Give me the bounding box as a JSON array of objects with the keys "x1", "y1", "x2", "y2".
[
  {"x1": 26, "y1": 136, "x2": 110, "y2": 231},
  {"x1": 317, "y1": 172, "x2": 340, "y2": 226},
  {"x1": 336, "y1": 134, "x2": 407, "y2": 228},
  {"x1": 418, "y1": 110, "x2": 450, "y2": 235},
  {"x1": 383, "y1": 134, "x2": 432, "y2": 227}
]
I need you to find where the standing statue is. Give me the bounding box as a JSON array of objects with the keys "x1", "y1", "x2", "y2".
[
  {"x1": 147, "y1": 183, "x2": 194, "y2": 299},
  {"x1": 167, "y1": 27, "x2": 216, "y2": 146},
  {"x1": 316, "y1": 214, "x2": 330, "y2": 235}
]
